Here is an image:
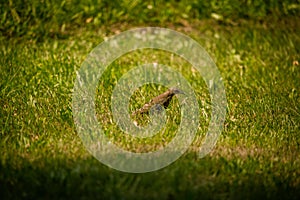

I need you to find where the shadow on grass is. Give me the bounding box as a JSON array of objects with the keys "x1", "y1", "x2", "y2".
[{"x1": 1, "y1": 153, "x2": 299, "y2": 200}]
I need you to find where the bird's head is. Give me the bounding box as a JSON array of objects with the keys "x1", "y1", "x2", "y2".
[{"x1": 169, "y1": 87, "x2": 185, "y2": 95}]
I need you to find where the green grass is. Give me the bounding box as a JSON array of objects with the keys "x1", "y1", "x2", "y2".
[{"x1": 1, "y1": 0, "x2": 300, "y2": 199}]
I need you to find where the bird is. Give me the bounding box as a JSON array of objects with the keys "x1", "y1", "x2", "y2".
[{"x1": 131, "y1": 87, "x2": 185, "y2": 116}]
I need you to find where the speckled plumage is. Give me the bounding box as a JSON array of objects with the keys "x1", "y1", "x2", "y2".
[{"x1": 132, "y1": 88, "x2": 184, "y2": 115}]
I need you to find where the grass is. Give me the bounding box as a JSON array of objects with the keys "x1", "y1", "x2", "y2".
[{"x1": 1, "y1": 0, "x2": 300, "y2": 199}]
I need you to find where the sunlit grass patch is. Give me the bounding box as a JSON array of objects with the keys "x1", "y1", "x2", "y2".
[{"x1": 1, "y1": 6, "x2": 300, "y2": 198}]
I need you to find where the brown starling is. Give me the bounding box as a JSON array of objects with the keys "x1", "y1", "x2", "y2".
[{"x1": 132, "y1": 88, "x2": 184, "y2": 116}]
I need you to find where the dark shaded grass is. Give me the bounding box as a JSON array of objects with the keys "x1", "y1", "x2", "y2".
[{"x1": 1, "y1": 153, "x2": 299, "y2": 200}]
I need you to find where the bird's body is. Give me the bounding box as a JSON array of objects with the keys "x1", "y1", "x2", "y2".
[{"x1": 132, "y1": 88, "x2": 184, "y2": 116}]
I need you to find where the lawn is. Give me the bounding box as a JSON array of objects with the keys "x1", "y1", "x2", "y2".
[{"x1": 1, "y1": 0, "x2": 300, "y2": 199}]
